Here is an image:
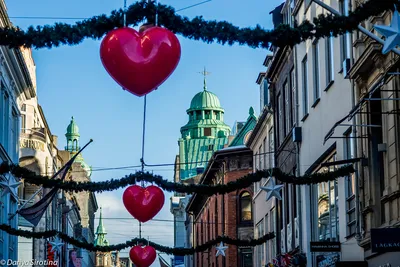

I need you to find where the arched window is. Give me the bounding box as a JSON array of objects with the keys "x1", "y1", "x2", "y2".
[
  {"x1": 67, "y1": 140, "x2": 72, "y2": 150},
  {"x1": 239, "y1": 192, "x2": 252, "y2": 223},
  {"x1": 73, "y1": 139, "x2": 78, "y2": 150}
]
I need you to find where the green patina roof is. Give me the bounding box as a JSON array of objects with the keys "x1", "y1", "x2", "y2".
[
  {"x1": 179, "y1": 137, "x2": 228, "y2": 180},
  {"x1": 188, "y1": 90, "x2": 223, "y2": 112},
  {"x1": 66, "y1": 117, "x2": 80, "y2": 138},
  {"x1": 229, "y1": 107, "x2": 257, "y2": 147},
  {"x1": 94, "y1": 208, "x2": 109, "y2": 246}
]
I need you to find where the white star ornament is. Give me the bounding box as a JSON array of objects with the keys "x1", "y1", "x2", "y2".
[
  {"x1": 260, "y1": 177, "x2": 284, "y2": 201},
  {"x1": 215, "y1": 242, "x2": 228, "y2": 257},
  {"x1": 0, "y1": 173, "x2": 22, "y2": 198},
  {"x1": 49, "y1": 237, "x2": 64, "y2": 254}
]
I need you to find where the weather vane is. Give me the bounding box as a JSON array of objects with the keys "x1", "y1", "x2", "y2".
[{"x1": 198, "y1": 67, "x2": 211, "y2": 90}]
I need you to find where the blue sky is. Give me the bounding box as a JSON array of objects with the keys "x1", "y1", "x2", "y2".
[{"x1": 7, "y1": 0, "x2": 281, "y2": 265}]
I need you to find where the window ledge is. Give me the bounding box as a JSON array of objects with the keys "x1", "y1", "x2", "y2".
[
  {"x1": 301, "y1": 113, "x2": 309, "y2": 122},
  {"x1": 311, "y1": 98, "x2": 321, "y2": 108},
  {"x1": 324, "y1": 80, "x2": 334, "y2": 92}
]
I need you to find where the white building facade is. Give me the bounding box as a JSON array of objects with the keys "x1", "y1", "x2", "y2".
[
  {"x1": 293, "y1": 0, "x2": 364, "y2": 265},
  {"x1": 246, "y1": 71, "x2": 276, "y2": 267},
  {"x1": 0, "y1": 0, "x2": 36, "y2": 261}
]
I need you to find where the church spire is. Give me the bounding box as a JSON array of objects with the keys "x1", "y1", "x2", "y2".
[
  {"x1": 94, "y1": 207, "x2": 109, "y2": 246},
  {"x1": 65, "y1": 116, "x2": 80, "y2": 152}
]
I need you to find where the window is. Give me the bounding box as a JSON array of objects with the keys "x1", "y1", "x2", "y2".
[
  {"x1": 263, "y1": 137, "x2": 268, "y2": 183},
  {"x1": 312, "y1": 41, "x2": 320, "y2": 102},
  {"x1": 259, "y1": 144, "x2": 263, "y2": 170},
  {"x1": 204, "y1": 128, "x2": 211, "y2": 136},
  {"x1": 268, "y1": 128, "x2": 274, "y2": 168},
  {"x1": 265, "y1": 214, "x2": 269, "y2": 262},
  {"x1": 240, "y1": 192, "x2": 252, "y2": 222},
  {"x1": 325, "y1": 36, "x2": 334, "y2": 85},
  {"x1": 277, "y1": 93, "x2": 283, "y2": 144},
  {"x1": 9, "y1": 198, "x2": 16, "y2": 259},
  {"x1": 312, "y1": 153, "x2": 339, "y2": 242},
  {"x1": 290, "y1": 68, "x2": 295, "y2": 127},
  {"x1": 344, "y1": 131, "x2": 356, "y2": 236},
  {"x1": 270, "y1": 208, "x2": 276, "y2": 257},
  {"x1": 2, "y1": 92, "x2": 10, "y2": 150},
  {"x1": 21, "y1": 114, "x2": 26, "y2": 133},
  {"x1": 339, "y1": 0, "x2": 350, "y2": 65},
  {"x1": 240, "y1": 248, "x2": 253, "y2": 267},
  {"x1": 284, "y1": 80, "x2": 291, "y2": 135},
  {"x1": 256, "y1": 219, "x2": 264, "y2": 267},
  {"x1": 208, "y1": 144, "x2": 214, "y2": 151},
  {"x1": 302, "y1": 55, "x2": 309, "y2": 117},
  {"x1": 196, "y1": 111, "x2": 201, "y2": 120},
  {"x1": 21, "y1": 104, "x2": 26, "y2": 111},
  {"x1": 11, "y1": 109, "x2": 18, "y2": 161},
  {"x1": 205, "y1": 111, "x2": 211, "y2": 119}
]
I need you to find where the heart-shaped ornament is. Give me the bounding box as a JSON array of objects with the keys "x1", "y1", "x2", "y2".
[
  {"x1": 129, "y1": 245, "x2": 156, "y2": 267},
  {"x1": 123, "y1": 185, "x2": 165, "y2": 222},
  {"x1": 100, "y1": 26, "x2": 181, "y2": 96}
]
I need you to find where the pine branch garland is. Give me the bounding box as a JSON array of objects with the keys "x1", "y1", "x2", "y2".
[
  {"x1": 0, "y1": 162, "x2": 355, "y2": 194},
  {"x1": 0, "y1": 0, "x2": 396, "y2": 49},
  {"x1": 0, "y1": 224, "x2": 274, "y2": 255}
]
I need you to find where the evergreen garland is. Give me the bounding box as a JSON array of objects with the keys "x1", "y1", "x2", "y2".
[
  {"x1": 0, "y1": 162, "x2": 355, "y2": 194},
  {"x1": 0, "y1": 0, "x2": 396, "y2": 49},
  {"x1": 0, "y1": 224, "x2": 274, "y2": 255}
]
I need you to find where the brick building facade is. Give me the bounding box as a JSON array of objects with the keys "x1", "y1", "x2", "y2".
[{"x1": 186, "y1": 146, "x2": 253, "y2": 267}]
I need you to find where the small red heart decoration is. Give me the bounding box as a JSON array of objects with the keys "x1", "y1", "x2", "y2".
[
  {"x1": 100, "y1": 26, "x2": 181, "y2": 96},
  {"x1": 123, "y1": 185, "x2": 165, "y2": 222},
  {"x1": 129, "y1": 245, "x2": 156, "y2": 267}
]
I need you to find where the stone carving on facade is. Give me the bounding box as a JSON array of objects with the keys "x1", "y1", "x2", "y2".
[{"x1": 229, "y1": 158, "x2": 239, "y2": 170}]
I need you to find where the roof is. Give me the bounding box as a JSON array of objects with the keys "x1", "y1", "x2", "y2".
[
  {"x1": 229, "y1": 107, "x2": 257, "y2": 147},
  {"x1": 246, "y1": 106, "x2": 273, "y2": 147},
  {"x1": 66, "y1": 116, "x2": 80, "y2": 137},
  {"x1": 178, "y1": 137, "x2": 228, "y2": 180},
  {"x1": 188, "y1": 89, "x2": 223, "y2": 112}
]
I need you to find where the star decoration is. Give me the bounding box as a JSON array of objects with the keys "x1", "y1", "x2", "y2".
[
  {"x1": 374, "y1": 9, "x2": 400, "y2": 54},
  {"x1": 215, "y1": 242, "x2": 228, "y2": 257},
  {"x1": 0, "y1": 173, "x2": 22, "y2": 198},
  {"x1": 261, "y1": 177, "x2": 284, "y2": 201},
  {"x1": 49, "y1": 237, "x2": 64, "y2": 255}
]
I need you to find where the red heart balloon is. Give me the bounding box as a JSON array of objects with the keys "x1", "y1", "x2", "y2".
[
  {"x1": 129, "y1": 245, "x2": 156, "y2": 267},
  {"x1": 100, "y1": 26, "x2": 181, "y2": 96},
  {"x1": 123, "y1": 185, "x2": 165, "y2": 222}
]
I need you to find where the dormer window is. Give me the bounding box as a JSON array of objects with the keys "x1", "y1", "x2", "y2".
[{"x1": 204, "y1": 128, "x2": 211, "y2": 136}]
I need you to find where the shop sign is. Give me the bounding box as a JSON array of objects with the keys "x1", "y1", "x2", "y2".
[
  {"x1": 310, "y1": 241, "x2": 341, "y2": 252},
  {"x1": 371, "y1": 228, "x2": 400, "y2": 253}
]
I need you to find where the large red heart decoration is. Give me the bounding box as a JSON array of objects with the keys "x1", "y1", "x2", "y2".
[
  {"x1": 129, "y1": 245, "x2": 156, "y2": 267},
  {"x1": 100, "y1": 26, "x2": 181, "y2": 96},
  {"x1": 123, "y1": 185, "x2": 165, "y2": 222}
]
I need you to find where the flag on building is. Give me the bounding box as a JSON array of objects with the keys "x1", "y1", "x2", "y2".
[{"x1": 18, "y1": 140, "x2": 92, "y2": 226}]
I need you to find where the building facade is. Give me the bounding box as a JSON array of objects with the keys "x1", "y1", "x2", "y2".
[
  {"x1": 293, "y1": 0, "x2": 365, "y2": 265},
  {"x1": 171, "y1": 76, "x2": 231, "y2": 267},
  {"x1": 186, "y1": 145, "x2": 254, "y2": 267},
  {"x1": 0, "y1": 0, "x2": 36, "y2": 261},
  {"x1": 345, "y1": 5, "x2": 400, "y2": 266},
  {"x1": 246, "y1": 70, "x2": 276, "y2": 267}
]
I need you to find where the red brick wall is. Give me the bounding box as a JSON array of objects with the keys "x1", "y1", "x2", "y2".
[{"x1": 194, "y1": 168, "x2": 252, "y2": 267}]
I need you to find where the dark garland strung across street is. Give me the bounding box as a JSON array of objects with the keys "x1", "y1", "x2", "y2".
[
  {"x1": 0, "y1": 0, "x2": 397, "y2": 49},
  {"x1": 0, "y1": 162, "x2": 355, "y2": 194},
  {"x1": 0, "y1": 224, "x2": 274, "y2": 255}
]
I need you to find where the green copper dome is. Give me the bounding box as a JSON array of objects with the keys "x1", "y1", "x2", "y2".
[
  {"x1": 66, "y1": 116, "x2": 80, "y2": 137},
  {"x1": 188, "y1": 90, "x2": 223, "y2": 111}
]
